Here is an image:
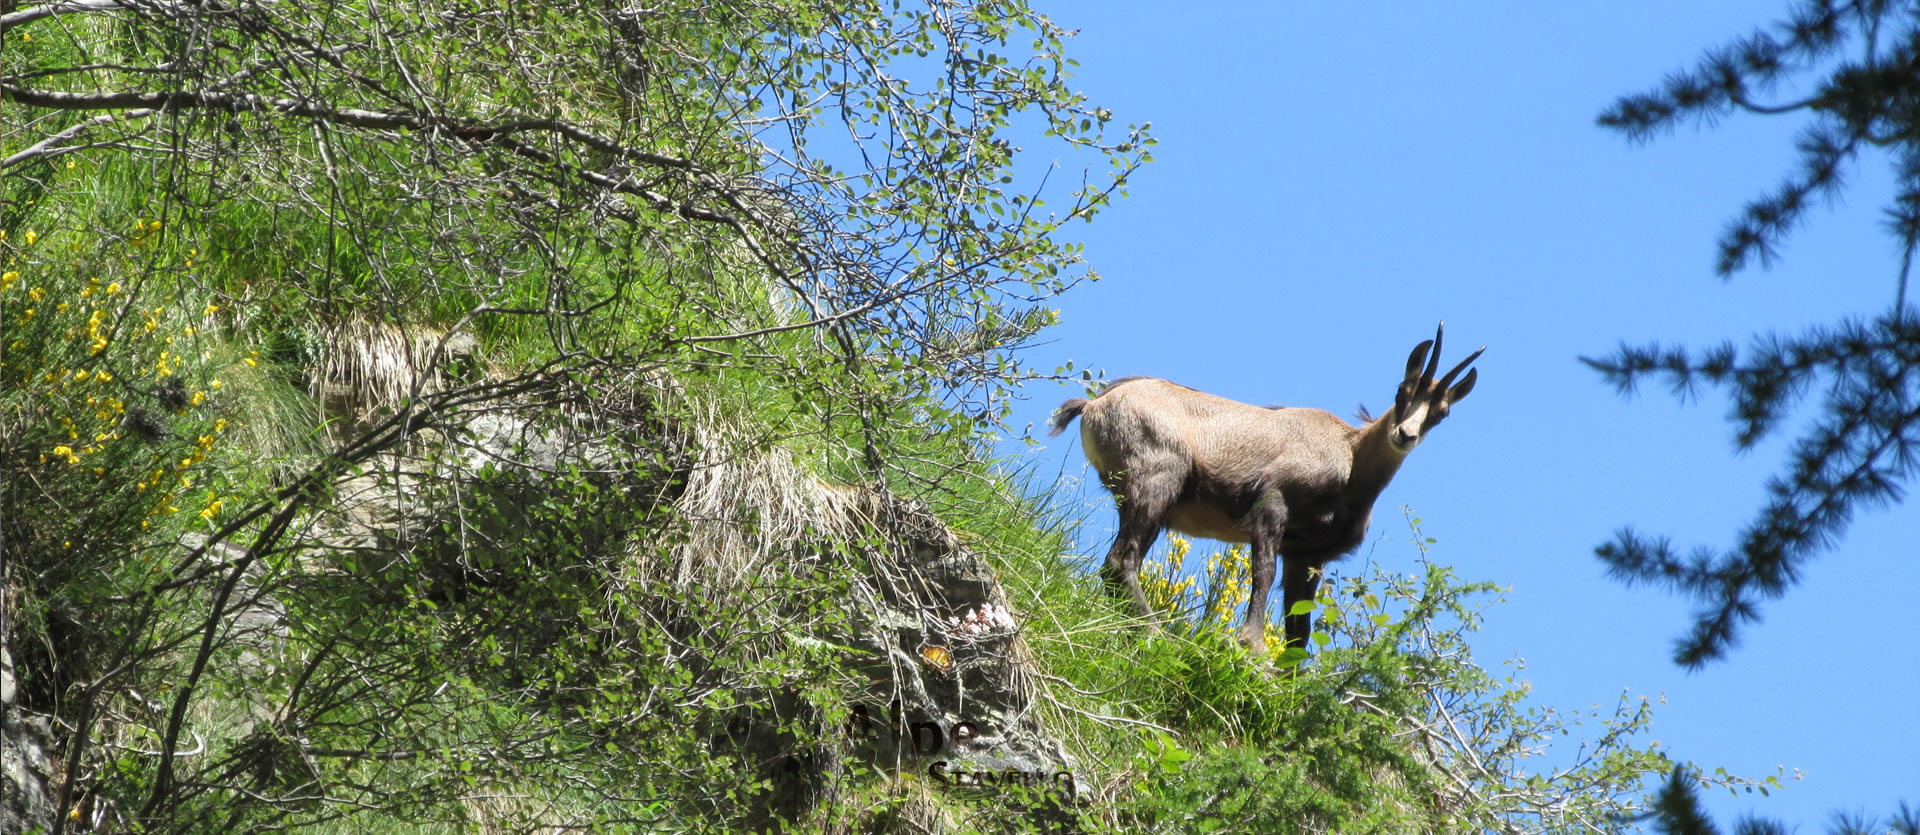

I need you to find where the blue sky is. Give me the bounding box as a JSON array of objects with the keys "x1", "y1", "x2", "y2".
[{"x1": 999, "y1": 2, "x2": 1918, "y2": 826}]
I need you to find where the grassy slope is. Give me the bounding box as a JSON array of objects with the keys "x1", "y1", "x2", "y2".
[{"x1": 0, "y1": 3, "x2": 1699, "y2": 832}]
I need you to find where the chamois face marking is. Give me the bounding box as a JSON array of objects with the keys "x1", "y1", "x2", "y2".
[{"x1": 1388, "y1": 403, "x2": 1429, "y2": 453}]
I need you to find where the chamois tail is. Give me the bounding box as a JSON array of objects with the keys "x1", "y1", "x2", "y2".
[{"x1": 1048, "y1": 398, "x2": 1089, "y2": 437}]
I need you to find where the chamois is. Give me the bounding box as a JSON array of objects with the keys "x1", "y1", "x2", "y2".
[{"x1": 1050, "y1": 323, "x2": 1482, "y2": 656}]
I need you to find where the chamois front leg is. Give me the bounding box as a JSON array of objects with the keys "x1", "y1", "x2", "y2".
[
  {"x1": 1279, "y1": 555, "x2": 1329, "y2": 651},
  {"x1": 1237, "y1": 493, "x2": 1288, "y2": 655}
]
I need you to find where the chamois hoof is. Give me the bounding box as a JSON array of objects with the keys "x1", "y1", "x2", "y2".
[{"x1": 1236, "y1": 623, "x2": 1267, "y2": 656}]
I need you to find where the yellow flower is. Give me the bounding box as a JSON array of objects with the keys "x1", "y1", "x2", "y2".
[
  {"x1": 106, "y1": 282, "x2": 120, "y2": 295},
  {"x1": 203, "y1": 303, "x2": 218, "y2": 316},
  {"x1": 244, "y1": 357, "x2": 258, "y2": 367},
  {"x1": 210, "y1": 379, "x2": 221, "y2": 389},
  {"x1": 23, "y1": 231, "x2": 36, "y2": 245},
  {"x1": 190, "y1": 390, "x2": 206, "y2": 406}
]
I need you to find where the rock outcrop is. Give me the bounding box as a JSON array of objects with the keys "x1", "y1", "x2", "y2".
[
  {"x1": 308, "y1": 370, "x2": 1078, "y2": 828},
  {"x1": 2, "y1": 647, "x2": 58, "y2": 835}
]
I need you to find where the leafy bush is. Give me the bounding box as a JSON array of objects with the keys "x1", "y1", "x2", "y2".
[{"x1": 1030, "y1": 518, "x2": 1771, "y2": 834}]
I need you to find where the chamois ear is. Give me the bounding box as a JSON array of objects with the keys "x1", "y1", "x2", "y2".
[{"x1": 1446, "y1": 367, "x2": 1478, "y2": 404}]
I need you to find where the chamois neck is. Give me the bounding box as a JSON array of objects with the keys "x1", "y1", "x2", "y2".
[{"x1": 1347, "y1": 415, "x2": 1411, "y2": 501}]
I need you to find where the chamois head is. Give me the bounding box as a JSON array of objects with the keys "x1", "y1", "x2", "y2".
[{"x1": 1386, "y1": 322, "x2": 1483, "y2": 453}]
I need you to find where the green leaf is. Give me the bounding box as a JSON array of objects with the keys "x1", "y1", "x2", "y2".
[
  {"x1": 1273, "y1": 647, "x2": 1310, "y2": 669},
  {"x1": 1152, "y1": 730, "x2": 1192, "y2": 773}
]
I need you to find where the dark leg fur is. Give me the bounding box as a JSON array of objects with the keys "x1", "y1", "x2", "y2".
[
  {"x1": 1102, "y1": 520, "x2": 1160, "y2": 618},
  {"x1": 1237, "y1": 493, "x2": 1288, "y2": 654},
  {"x1": 1100, "y1": 467, "x2": 1183, "y2": 620},
  {"x1": 1280, "y1": 557, "x2": 1325, "y2": 651}
]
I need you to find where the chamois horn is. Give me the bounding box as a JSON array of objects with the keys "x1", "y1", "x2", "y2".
[{"x1": 1438, "y1": 340, "x2": 1486, "y2": 392}]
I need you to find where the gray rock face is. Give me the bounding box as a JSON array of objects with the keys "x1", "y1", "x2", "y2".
[
  {"x1": 311, "y1": 397, "x2": 685, "y2": 607},
  {"x1": 831, "y1": 500, "x2": 1081, "y2": 815},
  {"x1": 3, "y1": 647, "x2": 58, "y2": 835},
  {"x1": 177, "y1": 533, "x2": 285, "y2": 670},
  {"x1": 723, "y1": 503, "x2": 1083, "y2": 831}
]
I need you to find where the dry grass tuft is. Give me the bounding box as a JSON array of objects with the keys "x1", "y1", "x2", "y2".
[
  {"x1": 314, "y1": 318, "x2": 480, "y2": 417},
  {"x1": 634, "y1": 379, "x2": 874, "y2": 592}
]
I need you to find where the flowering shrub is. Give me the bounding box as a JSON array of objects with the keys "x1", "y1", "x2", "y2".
[
  {"x1": 1139, "y1": 535, "x2": 1290, "y2": 661},
  {"x1": 1, "y1": 214, "x2": 247, "y2": 611}
]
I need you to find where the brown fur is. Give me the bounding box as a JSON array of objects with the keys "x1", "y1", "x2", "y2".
[{"x1": 1051, "y1": 325, "x2": 1481, "y2": 656}]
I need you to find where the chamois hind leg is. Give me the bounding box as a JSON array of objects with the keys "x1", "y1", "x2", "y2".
[
  {"x1": 1237, "y1": 494, "x2": 1288, "y2": 655},
  {"x1": 1100, "y1": 468, "x2": 1182, "y2": 619}
]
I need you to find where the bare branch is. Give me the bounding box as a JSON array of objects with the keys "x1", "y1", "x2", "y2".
[{"x1": 1, "y1": 108, "x2": 154, "y2": 169}]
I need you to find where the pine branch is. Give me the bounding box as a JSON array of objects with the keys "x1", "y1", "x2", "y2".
[
  {"x1": 1591, "y1": 1, "x2": 1920, "y2": 279},
  {"x1": 1584, "y1": 312, "x2": 1920, "y2": 667},
  {"x1": 1642, "y1": 761, "x2": 1919, "y2": 834}
]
